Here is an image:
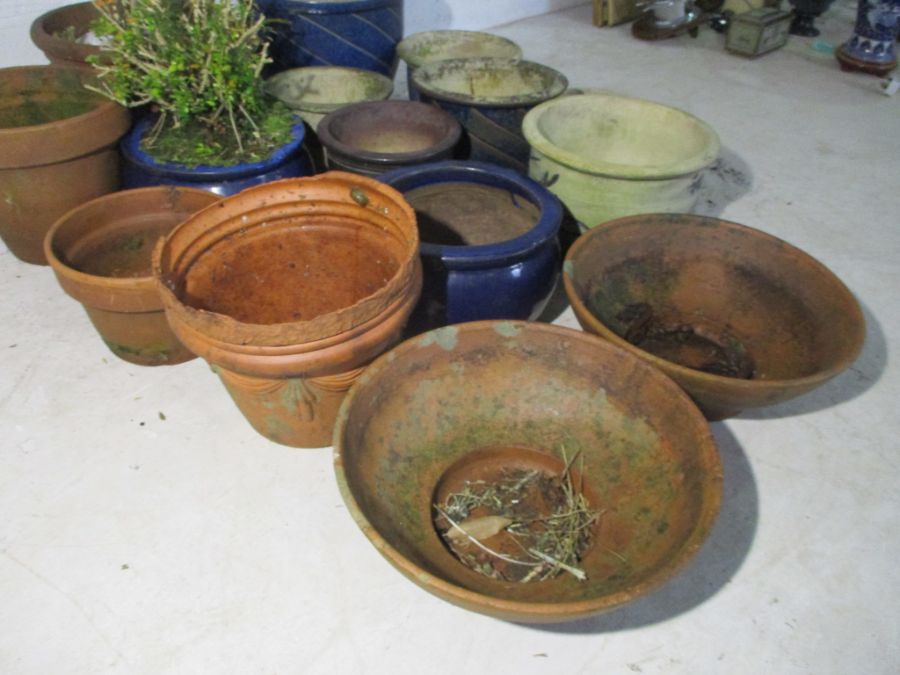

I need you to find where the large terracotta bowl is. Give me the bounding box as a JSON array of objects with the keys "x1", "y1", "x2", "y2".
[
  {"x1": 334, "y1": 321, "x2": 722, "y2": 623},
  {"x1": 563, "y1": 214, "x2": 866, "y2": 420}
]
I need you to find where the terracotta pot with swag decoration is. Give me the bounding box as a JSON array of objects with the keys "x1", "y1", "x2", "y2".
[{"x1": 153, "y1": 172, "x2": 422, "y2": 448}]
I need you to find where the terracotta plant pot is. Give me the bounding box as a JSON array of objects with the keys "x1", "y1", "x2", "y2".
[
  {"x1": 120, "y1": 116, "x2": 312, "y2": 197},
  {"x1": 411, "y1": 58, "x2": 568, "y2": 173},
  {"x1": 44, "y1": 187, "x2": 220, "y2": 365},
  {"x1": 523, "y1": 92, "x2": 720, "y2": 229},
  {"x1": 334, "y1": 321, "x2": 722, "y2": 623},
  {"x1": 318, "y1": 101, "x2": 461, "y2": 177},
  {"x1": 0, "y1": 65, "x2": 130, "y2": 265},
  {"x1": 154, "y1": 172, "x2": 422, "y2": 448},
  {"x1": 563, "y1": 214, "x2": 866, "y2": 419},
  {"x1": 30, "y1": 2, "x2": 103, "y2": 70},
  {"x1": 264, "y1": 66, "x2": 393, "y2": 132},
  {"x1": 380, "y1": 161, "x2": 562, "y2": 333},
  {"x1": 397, "y1": 30, "x2": 523, "y2": 99}
]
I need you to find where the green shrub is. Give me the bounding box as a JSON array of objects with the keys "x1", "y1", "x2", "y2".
[{"x1": 88, "y1": 0, "x2": 294, "y2": 166}]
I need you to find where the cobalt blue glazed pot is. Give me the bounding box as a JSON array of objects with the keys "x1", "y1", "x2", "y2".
[
  {"x1": 410, "y1": 58, "x2": 567, "y2": 174},
  {"x1": 259, "y1": 0, "x2": 403, "y2": 77},
  {"x1": 120, "y1": 116, "x2": 312, "y2": 196},
  {"x1": 380, "y1": 160, "x2": 563, "y2": 333}
]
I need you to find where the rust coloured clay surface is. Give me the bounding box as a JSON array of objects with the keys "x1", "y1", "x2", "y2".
[
  {"x1": 334, "y1": 321, "x2": 722, "y2": 622},
  {"x1": 0, "y1": 65, "x2": 130, "y2": 265},
  {"x1": 45, "y1": 187, "x2": 221, "y2": 365},
  {"x1": 154, "y1": 172, "x2": 422, "y2": 448},
  {"x1": 564, "y1": 213, "x2": 866, "y2": 419}
]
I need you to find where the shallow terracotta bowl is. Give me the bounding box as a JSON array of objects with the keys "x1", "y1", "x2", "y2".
[
  {"x1": 563, "y1": 214, "x2": 866, "y2": 419},
  {"x1": 334, "y1": 321, "x2": 722, "y2": 623}
]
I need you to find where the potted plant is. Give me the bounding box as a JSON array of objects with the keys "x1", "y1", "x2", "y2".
[{"x1": 87, "y1": 0, "x2": 311, "y2": 196}]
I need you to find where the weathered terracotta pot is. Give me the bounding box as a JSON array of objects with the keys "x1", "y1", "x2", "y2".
[
  {"x1": 0, "y1": 65, "x2": 130, "y2": 264},
  {"x1": 30, "y1": 2, "x2": 103, "y2": 70},
  {"x1": 523, "y1": 93, "x2": 720, "y2": 229},
  {"x1": 264, "y1": 66, "x2": 393, "y2": 132},
  {"x1": 564, "y1": 214, "x2": 866, "y2": 419},
  {"x1": 318, "y1": 101, "x2": 461, "y2": 177},
  {"x1": 44, "y1": 187, "x2": 220, "y2": 365},
  {"x1": 334, "y1": 321, "x2": 722, "y2": 622},
  {"x1": 154, "y1": 172, "x2": 422, "y2": 448},
  {"x1": 411, "y1": 58, "x2": 568, "y2": 173}
]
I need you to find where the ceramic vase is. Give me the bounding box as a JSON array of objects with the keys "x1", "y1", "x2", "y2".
[
  {"x1": 522, "y1": 92, "x2": 720, "y2": 230},
  {"x1": 153, "y1": 172, "x2": 422, "y2": 448},
  {"x1": 380, "y1": 161, "x2": 562, "y2": 333},
  {"x1": 836, "y1": 0, "x2": 900, "y2": 76},
  {"x1": 44, "y1": 187, "x2": 220, "y2": 365},
  {"x1": 0, "y1": 65, "x2": 130, "y2": 265},
  {"x1": 788, "y1": 0, "x2": 837, "y2": 37},
  {"x1": 259, "y1": 0, "x2": 404, "y2": 77}
]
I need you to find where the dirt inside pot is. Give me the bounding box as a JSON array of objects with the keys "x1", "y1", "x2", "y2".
[
  {"x1": 181, "y1": 225, "x2": 400, "y2": 324},
  {"x1": 406, "y1": 182, "x2": 539, "y2": 246},
  {"x1": 432, "y1": 446, "x2": 598, "y2": 583},
  {"x1": 67, "y1": 218, "x2": 174, "y2": 278}
]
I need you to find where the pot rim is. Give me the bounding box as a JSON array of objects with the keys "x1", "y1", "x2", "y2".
[
  {"x1": 276, "y1": 0, "x2": 399, "y2": 14},
  {"x1": 379, "y1": 160, "x2": 562, "y2": 267},
  {"x1": 264, "y1": 66, "x2": 394, "y2": 114},
  {"x1": 120, "y1": 115, "x2": 306, "y2": 179},
  {"x1": 333, "y1": 320, "x2": 723, "y2": 623},
  {"x1": 411, "y1": 57, "x2": 568, "y2": 109},
  {"x1": 0, "y1": 65, "x2": 130, "y2": 168},
  {"x1": 563, "y1": 213, "x2": 867, "y2": 392},
  {"x1": 522, "y1": 92, "x2": 721, "y2": 180},
  {"x1": 397, "y1": 30, "x2": 523, "y2": 70},
  {"x1": 317, "y1": 100, "x2": 461, "y2": 166}
]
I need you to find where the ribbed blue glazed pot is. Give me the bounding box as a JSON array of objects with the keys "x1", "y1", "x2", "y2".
[
  {"x1": 380, "y1": 161, "x2": 562, "y2": 333},
  {"x1": 259, "y1": 0, "x2": 403, "y2": 77},
  {"x1": 120, "y1": 116, "x2": 311, "y2": 196}
]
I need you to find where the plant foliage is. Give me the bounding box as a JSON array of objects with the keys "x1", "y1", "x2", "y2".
[{"x1": 88, "y1": 0, "x2": 294, "y2": 165}]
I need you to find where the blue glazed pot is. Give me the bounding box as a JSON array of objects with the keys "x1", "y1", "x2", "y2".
[
  {"x1": 120, "y1": 116, "x2": 311, "y2": 197},
  {"x1": 410, "y1": 58, "x2": 567, "y2": 174},
  {"x1": 380, "y1": 161, "x2": 562, "y2": 333},
  {"x1": 260, "y1": 0, "x2": 403, "y2": 77}
]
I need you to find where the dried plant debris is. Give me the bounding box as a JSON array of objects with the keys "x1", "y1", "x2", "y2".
[{"x1": 434, "y1": 448, "x2": 598, "y2": 583}]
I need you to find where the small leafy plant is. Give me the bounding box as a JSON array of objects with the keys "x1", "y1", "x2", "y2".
[{"x1": 88, "y1": 0, "x2": 294, "y2": 166}]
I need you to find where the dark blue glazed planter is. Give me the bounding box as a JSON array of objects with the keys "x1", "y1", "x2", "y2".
[
  {"x1": 410, "y1": 58, "x2": 567, "y2": 174},
  {"x1": 380, "y1": 161, "x2": 563, "y2": 333},
  {"x1": 120, "y1": 116, "x2": 311, "y2": 196},
  {"x1": 259, "y1": 0, "x2": 403, "y2": 77}
]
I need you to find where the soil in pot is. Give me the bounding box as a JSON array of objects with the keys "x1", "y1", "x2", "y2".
[{"x1": 405, "y1": 182, "x2": 540, "y2": 246}]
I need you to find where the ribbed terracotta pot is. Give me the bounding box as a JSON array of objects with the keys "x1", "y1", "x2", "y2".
[
  {"x1": 153, "y1": 172, "x2": 422, "y2": 448},
  {"x1": 0, "y1": 65, "x2": 130, "y2": 264},
  {"x1": 44, "y1": 187, "x2": 221, "y2": 365}
]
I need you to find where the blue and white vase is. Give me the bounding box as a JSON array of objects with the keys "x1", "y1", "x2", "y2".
[
  {"x1": 259, "y1": 0, "x2": 403, "y2": 77},
  {"x1": 836, "y1": 0, "x2": 900, "y2": 76}
]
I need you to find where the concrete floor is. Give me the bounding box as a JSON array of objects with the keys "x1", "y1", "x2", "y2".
[{"x1": 2, "y1": 3, "x2": 898, "y2": 674}]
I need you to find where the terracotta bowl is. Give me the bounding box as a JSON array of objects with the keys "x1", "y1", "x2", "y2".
[
  {"x1": 563, "y1": 214, "x2": 866, "y2": 420},
  {"x1": 334, "y1": 321, "x2": 722, "y2": 623}
]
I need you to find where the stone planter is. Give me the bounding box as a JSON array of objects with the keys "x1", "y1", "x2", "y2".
[
  {"x1": 411, "y1": 58, "x2": 567, "y2": 173},
  {"x1": 44, "y1": 187, "x2": 220, "y2": 365},
  {"x1": 154, "y1": 172, "x2": 422, "y2": 448},
  {"x1": 318, "y1": 100, "x2": 461, "y2": 177},
  {"x1": 523, "y1": 92, "x2": 720, "y2": 229},
  {"x1": 380, "y1": 160, "x2": 562, "y2": 333},
  {"x1": 0, "y1": 65, "x2": 129, "y2": 264}
]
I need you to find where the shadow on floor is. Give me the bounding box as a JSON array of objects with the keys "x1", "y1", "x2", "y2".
[
  {"x1": 519, "y1": 422, "x2": 758, "y2": 634},
  {"x1": 694, "y1": 146, "x2": 754, "y2": 217}
]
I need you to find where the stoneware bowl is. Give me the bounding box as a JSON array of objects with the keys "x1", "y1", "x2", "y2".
[
  {"x1": 334, "y1": 321, "x2": 723, "y2": 623},
  {"x1": 411, "y1": 58, "x2": 567, "y2": 173},
  {"x1": 264, "y1": 66, "x2": 393, "y2": 131},
  {"x1": 523, "y1": 92, "x2": 720, "y2": 229},
  {"x1": 379, "y1": 160, "x2": 562, "y2": 333},
  {"x1": 317, "y1": 100, "x2": 461, "y2": 177},
  {"x1": 397, "y1": 30, "x2": 523, "y2": 99},
  {"x1": 563, "y1": 214, "x2": 866, "y2": 420}
]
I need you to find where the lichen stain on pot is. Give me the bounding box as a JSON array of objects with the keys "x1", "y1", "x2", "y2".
[{"x1": 419, "y1": 326, "x2": 459, "y2": 351}]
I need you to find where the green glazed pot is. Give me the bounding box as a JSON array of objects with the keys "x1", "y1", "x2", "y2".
[{"x1": 522, "y1": 93, "x2": 720, "y2": 229}]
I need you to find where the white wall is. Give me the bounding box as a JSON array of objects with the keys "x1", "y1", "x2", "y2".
[{"x1": 1, "y1": 0, "x2": 586, "y2": 67}]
